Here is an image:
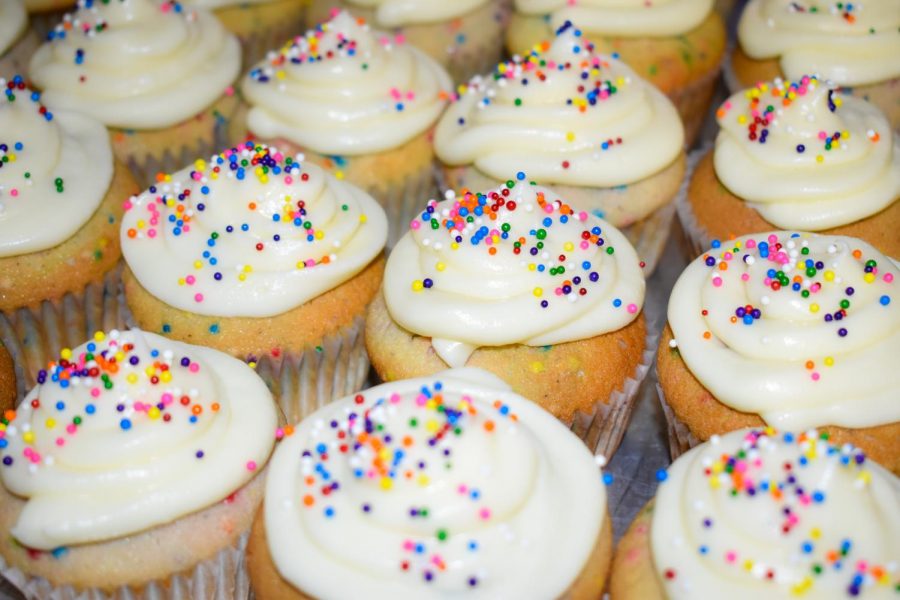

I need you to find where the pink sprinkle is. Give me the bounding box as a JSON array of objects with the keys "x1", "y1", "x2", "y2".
[
  {"x1": 627, "y1": 303, "x2": 638, "y2": 314},
  {"x1": 90, "y1": 387, "x2": 100, "y2": 397},
  {"x1": 811, "y1": 372, "x2": 820, "y2": 381},
  {"x1": 285, "y1": 176, "x2": 293, "y2": 185},
  {"x1": 162, "y1": 393, "x2": 173, "y2": 405},
  {"x1": 56, "y1": 438, "x2": 65, "y2": 446},
  {"x1": 123, "y1": 200, "x2": 133, "y2": 210},
  {"x1": 246, "y1": 461, "x2": 257, "y2": 471},
  {"x1": 725, "y1": 551, "x2": 737, "y2": 563},
  {"x1": 148, "y1": 229, "x2": 157, "y2": 238},
  {"x1": 818, "y1": 131, "x2": 827, "y2": 140},
  {"x1": 390, "y1": 393, "x2": 401, "y2": 404},
  {"x1": 768, "y1": 234, "x2": 778, "y2": 244},
  {"x1": 65, "y1": 424, "x2": 76, "y2": 434},
  {"x1": 458, "y1": 484, "x2": 468, "y2": 494},
  {"x1": 741, "y1": 273, "x2": 750, "y2": 281},
  {"x1": 189, "y1": 363, "x2": 199, "y2": 373},
  {"x1": 10, "y1": 189, "x2": 17, "y2": 197},
  {"x1": 479, "y1": 508, "x2": 491, "y2": 520},
  {"x1": 194, "y1": 293, "x2": 204, "y2": 303},
  {"x1": 746, "y1": 239, "x2": 756, "y2": 249},
  {"x1": 403, "y1": 540, "x2": 415, "y2": 551},
  {"x1": 578, "y1": 211, "x2": 588, "y2": 221},
  {"x1": 275, "y1": 428, "x2": 284, "y2": 440},
  {"x1": 884, "y1": 273, "x2": 894, "y2": 283},
  {"x1": 186, "y1": 275, "x2": 196, "y2": 285},
  {"x1": 580, "y1": 241, "x2": 589, "y2": 249},
  {"x1": 712, "y1": 277, "x2": 723, "y2": 287}
]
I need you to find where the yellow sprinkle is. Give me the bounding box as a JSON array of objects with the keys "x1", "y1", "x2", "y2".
[
  {"x1": 315, "y1": 231, "x2": 324, "y2": 240},
  {"x1": 566, "y1": 131, "x2": 575, "y2": 142},
  {"x1": 380, "y1": 477, "x2": 393, "y2": 490},
  {"x1": 127, "y1": 373, "x2": 138, "y2": 384},
  {"x1": 194, "y1": 159, "x2": 206, "y2": 171},
  {"x1": 412, "y1": 280, "x2": 424, "y2": 292},
  {"x1": 145, "y1": 367, "x2": 155, "y2": 377},
  {"x1": 450, "y1": 242, "x2": 459, "y2": 250},
  {"x1": 148, "y1": 407, "x2": 161, "y2": 419},
  {"x1": 115, "y1": 351, "x2": 125, "y2": 362},
  {"x1": 160, "y1": 371, "x2": 172, "y2": 383},
  {"x1": 709, "y1": 477, "x2": 720, "y2": 490},
  {"x1": 809, "y1": 303, "x2": 819, "y2": 313},
  {"x1": 810, "y1": 527, "x2": 821, "y2": 539},
  {"x1": 858, "y1": 470, "x2": 871, "y2": 484},
  {"x1": 842, "y1": 130, "x2": 850, "y2": 139},
  {"x1": 792, "y1": 576, "x2": 813, "y2": 595},
  {"x1": 7, "y1": 154, "x2": 15, "y2": 162},
  {"x1": 238, "y1": 273, "x2": 247, "y2": 282},
  {"x1": 564, "y1": 242, "x2": 574, "y2": 252},
  {"x1": 178, "y1": 278, "x2": 186, "y2": 286},
  {"x1": 276, "y1": 70, "x2": 286, "y2": 80},
  {"x1": 93, "y1": 331, "x2": 105, "y2": 342},
  {"x1": 425, "y1": 400, "x2": 437, "y2": 410},
  {"x1": 378, "y1": 448, "x2": 390, "y2": 461},
  {"x1": 22, "y1": 431, "x2": 35, "y2": 444},
  {"x1": 824, "y1": 356, "x2": 834, "y2": 367},
  {"x1": 533, "y1": 287, "x2": 543, "y2": 297},
  {"x1": 864, "y1": 273, "x2": 876, "y2": 283},
  {"x1": 243, "y1": 265, "x2": 252, "y2": 273},
  {"x1": 426, "y1": 420, "x2": 438, "y2": 433},
  {"x1": 194, "y1": 261, "x2": 203, "y2": 269},
  {"x1": 530, "y1": 361, "x2": 544, "y2": 374},
  {"x1": 248, "y1": 361, "x2": 257, "y2": 369},
  {"x1": 334, "y1": 170, "x2": 344, "y2": 180},
  {"x1": 296, "y1": 261, "x2": 305, "y2": 269},
  {"x1": 45, "y1": 419, "x2": 56, "y2": 430},
  {"x1": 816, "y1": 155, "x2": 824, "y2": 163},
  {"x1": 743, "y1": 560, "x2": 754, "y2": 571},
  {"x1": 417, "y1": 474, "x2": 429, "y2": 486},
  {"x1": 528, "y1": 263, "x2": 537, "y2": 271},
  {"x1": 60, "y1": 348, "x2": 72, "y2": 360},
  {"x1": 435, "y1": 262, "x2": 446, "y2": 272},
  {"x1": 359, "y1": 214, "x2": 367, "y2": 224},
  {"x1": 737, "y1": 115, "x2": 747, "y2": 124},
  {"x1": 824, "y1": 270, "x2": 835, "y2": 281}
]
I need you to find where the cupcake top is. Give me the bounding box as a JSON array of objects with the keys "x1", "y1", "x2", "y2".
[
  {"x1": 0, "y1": 329, "x2": 277, "y2": 551},
  {"x1": 121, "y1": 141, "x2": 388, "y2": 317},
  {"x1": 241, "y1": 11, "x2": 452, "y2": 156},
  {"x1": 342, "y1": 0, "x2": 491, "y2": 26},
  {"x1": 714, "y1": 76, "x2": 900, "y2": 231},
  {"x1": 668, "y1": 232, "x2": 899, "y2": 431},
  {"x1": 738, "y1": 0, "x2": 900, "y2": 87},
  {"x1": 183, "y1": 0, "x2": 278, "y2": 6},
  {"x1": 434, "y1": 24, "x2": 684, "y2": 188},
  {"x1": 0, "y1": 75, "x2": 113, "y2": 258},
  {"x1": 514, "y1": 0, "x2": 714, "y2": 36},
  {"x1": 385, "y1": 175, "x2": 645, "y2": 367},
  {"x1": 29, "y1": 0, "x2": 241, "y2": 130},
  {"x1": 264, "y1": 367, "x2": 607, "y2": 598},
  {"x1": 652, "y1": 428, "x2": 900, "y2": 599},
  {"x1": 0, "y1": 0, "x2": 26, "y2": 55}
]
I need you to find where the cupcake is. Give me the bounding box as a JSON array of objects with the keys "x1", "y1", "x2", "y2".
[
  {"x1": 682, "y1": 76, "x2": 900, "y2": 258},
  {"x1": 657, "y1": 231, "x2": 900, "y2": 472},
  {"x1": 507, "y1": 2, "x2": 727, "y2": 145},
  {"x1": 0, "y1": 75, "x2": 139, "y2": 402},
  {"x1": 236, "y1": 11, "x2": 452, "y2": 247},
  {"x1": 29, "y1": 0, "x2": 243, "y2": 187},
  {"x1": 0, "y1": 0, "x2": 41, "y2": 75},
  {"x1": 0, "y1": 329, "x2": 277, "y2": 598},
  {"x1": 611, "y1": 427, "x2": 900, "y2": 599},
  {"x1": 0, "y1": 340, "x2": 13, "y2": 412},
  {"x1": 247, "y1": 368, "x2": 612, "y2": 599},
  {"x1": 366, "y1": 176, "x2": 650, "y2": 457},
  {"x1": 182, "y1": 0, "x2": 309, "y2": 67},
  {"x1": 306, "y1": 0, "x2": 511, "y2": 83},
  {"x1": 121, "y1": 141, "x2": 388, "y2": 424},
  {"x1": 732, "y1": 0, "x2": 900, "y2": 129},
  {"x1": 435, "y1": 24, "x2": 685, "y2": 273}
]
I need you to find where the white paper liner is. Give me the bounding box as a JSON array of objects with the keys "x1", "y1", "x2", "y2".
[
  {"x1": 722, "y1": 48, "x2": 743, "y2": 95},
  {"x1": 375, "y1": 163, "x2": 439, "y2": 250},
  {"x1": 120, "y1": 127, "x2": 226, "y2": 191},
  {"x1": 230, "y1": 6, "x2": 308, "y2": 68},
  {"x1": 0, "y1": 28, "x2": 41, "y2": 75},
  {"x1": 0, "y1": 532, "x2": 250, "y2": 600},
  {"x1": 252, "y1": 315, "x2": 370, "y2": 425},
  {"x1": 0, "y1": 265, "x2": 127, "y2": 404},
  {"x1": 568, "y1": 310, "x2": 661, "y2": 460},
  {"x1": 655, "y1": 382, "x2": 702, "y2": 461},
  {"x1": 621, "y1": 201, "x2": 677, "y2": 277},
  {"x1": 674, "y1": 143, "x2": 715, "y2": 259},
  {"x1": 666, "y1": 57, "x2": 724, "y2": 148}
]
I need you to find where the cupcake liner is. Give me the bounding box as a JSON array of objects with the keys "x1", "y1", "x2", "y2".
[
  {"x1": 28, "y1": 10, "x2": 66, "y2": 41},
  {"x1": 674, "y1": 144, "x2": 715, "y2": 258},
  {"x1": 0, "y1": 532, "x2": 250, "y2": 600},
  {"x1": 656, "y1": 382, "x2": 702, "y2": 461},
  {"x1": 379, "y1": 162, "x2": 441, "y2": 249},
  {"x1": 227, "y1": 5, "x2": 308, "y2": 68},
  {"x1": 667, "y1": 53, "x2": 726, "y2": 147},
  {"x1": 620, "y1": 200, "x2": 677, "y2": 276},
  {"x1": 252, "y1": 316, "x2": 369, "y2": 425},
  {"x1": 0, "y1": 28, "x2": 41, "y2": 75},
  {"x1": 567, "y1": 311, "x2": 661, "y2": 460},
  {"x1": 0, "y1": 265, "x2": 126, "y2": 404},
  {"x1": 722, "y1": 49, "x2": 743, "y2": 95}
]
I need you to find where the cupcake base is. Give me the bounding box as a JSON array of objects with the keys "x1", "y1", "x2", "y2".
[
  {"x1": 0, "y1": 341, "x2": 14, "y2": 412},
  {"x1": 656, "y1": 324, "x2": 900, "y2": 471},
  {"x1": 609, "y1": 500, "x2": 665, "y2": 600},
  {"x1": 366, "y1": 293, "x2": 656, "y2": 459}
]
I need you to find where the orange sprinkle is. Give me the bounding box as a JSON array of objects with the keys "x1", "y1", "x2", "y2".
[
  {"x1": 484, "y1": 420, "x2": 495, "y2": 432},
  {"x1": 703, "y1": 331, "x2": 712, "y2": 339},
  {"x1": 805, "y1": 361, "x2": 814, "y2": 370},
  {"x1": 192, "y1": 405, "x2": 202, "y2": 415},
  {"x1": 853, "y1": 249, "x2": 862, "y2": 259},
  {"x1": 303, "y1": 495, "x2": 314, "y2": 507},
  {"x1": 211, "y1": 402, "x2": 220, "y2": 412}
]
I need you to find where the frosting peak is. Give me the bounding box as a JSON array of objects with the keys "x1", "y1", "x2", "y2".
[
  {"x1": 265, "y1": 368, "x2": 607, "y2": 598},
  {"x1": 29, "y1": 0, "x2": 241, "y2": 129},
  {"x1": 0, "y1": 76, "x2": 113, "y2": 257},
  {"x1": 0, "y1": 329, "x2": 277, "y2": 550},
  {"x1": 514, "y1": 0, "x2": 715, "y2": 37},
  {"x1": 384, "y1": 176, "x2": 645, "y2": 366},
  {"x1": 434, "y1": 25, "x2": 683, "y2": 188},
  {"x1": 714, "y1": 76, "x2": 900, "y2": 230},
  {"x1": 121, "y1": 142, "x2": 388, "y2": 317},
  {"x1": 242, "y1": 11, "x2": 452, "y2": 155}
]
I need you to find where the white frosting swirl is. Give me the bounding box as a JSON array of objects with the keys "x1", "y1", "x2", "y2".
[
  {"x1": 265, "y1": 367, "x2": 607, "y2": 598},
  {"x1": 0, "y1": 0, "x2": 26, "y2": 56},
  {"x1": 242, "y1": 11, "x2": 452, "y2": 156},
  {"x1": 434, "y1": 25, "x2": 684, "y2": 188},
  {"x1": 384, "y1": 179, "x2": 645, "y2": 367},
  {"x1": 738, "y1": 0, "x2": 900, "y2": 86},
  {"x1": 344, "y1": 0, "x2": 490, "y2": 25},
  {"x1": 715, "y1": 76, "x2": 900, "y2": 231},
  {"x1": 0, "y1": 77, "x2": 113, "y2": 258},
  {"x1": 0, "y1": 329, "x2": 277, "y2": 550},
  {"x1": 653, "y1": 428, "x2": 900, "y2": 599},
  {"x1": 29, "y1": 0, "x2": 241, "y2": 130},
  {"x1": 514, "y1": 0, "x2": 714, "y2": 36},
  {"x1": 668, "y1": 232, "x2": 900, "y2": 431},
  {"x1": 121, "y1": 142, "x2": 388, "y2": 318}
]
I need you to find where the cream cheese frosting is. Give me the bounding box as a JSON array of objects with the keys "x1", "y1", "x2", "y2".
[
  {"x1": 434, "y1": 24, "x2": 684, "y2": 188},
  {"x1": 29, "y1": 0, "x2": 241, "y2": 130},
  {"x1": 384, "y1": 176, "x2": 646, "y2": 367},
  {"x1": 121, "y1": 142, "x2": 388, "y2": 318},
  {"x1": 0, "y1": 329, "x2": 277, "y2": 551},
  {"x1": 738, "y1": 0, "x2": 900, "y2": 87},
  {"x1": 242, "y1": 11, "x2": 452, "y2": 156},
  {"x1": 668, "y1": 232, "x2": 899, "y2": 431},
  {"x1": 0, "y1": 0, "x2": 26, "y2": 56},
  {"x1": 514, "y1": 0, "x2": 714, "y2": 37},
  {"x1": 184, "y1": 0, "x2": 277, "y2": 7},
  {"x1": 344, "y1": 0, "x2": 490, "y2": 26},
  {"x1": 264, "y1": 367, "x2": 607, "y2": 598},
  {"x1": 714, "y1": 76, "x2": 900, "y2": 231},
  {"x1": 0, "y1": 76, "x2": 113, "y2": 258},
  {"x1": 652, "y1": 428, "x2": 900, "y2": 599}
]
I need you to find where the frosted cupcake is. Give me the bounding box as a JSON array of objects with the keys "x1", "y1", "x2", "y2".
[
  {"x1": 306, "y1": 0, "x2": 511, "y2": 83},
  {"x1": 247, "y1": 368, "x2": 612, "y2": 599},
  {"x1": 682, "y1": 76, "x2": 900, "y2": 258},
  {"x1": 29, "y1": 0, "x2": 242, "y2": 187},
  {"x1": 366, "y1": 176, "x2": 650, "y2": 458},
  {"x1": 657, "y1": 232, "x2": 900, "y2": 472},
  {"x1": 182, "y1": 0, "x2": 309, "y2": 66},
  {"x1": 0, "y1": 329, "x2": 277, "y2": 598},
  {"x1": 436, "y1": 25, "x2": 685, "y2": 273},
  {"x1": 732, "y1": 0, "x2": 900, "y2": 129},
  {"x1": 0, "y1": 0, "x2": 40, "y2": 75},
  {"x1": 507, "y1": 1, "x2": 727, "y2": 144},
  {"x1": 121, "y1": 141, "x2": 388, "y2": 424},
  {"x1": 236, "y1": 11, "x2": 452, "y2": 247},
  {"x1": 0, "y1": 76, "x2": 139, "y2": 402},
  {"x1": 611, "y1": 427, "x2": 900, "y2": 599}
]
